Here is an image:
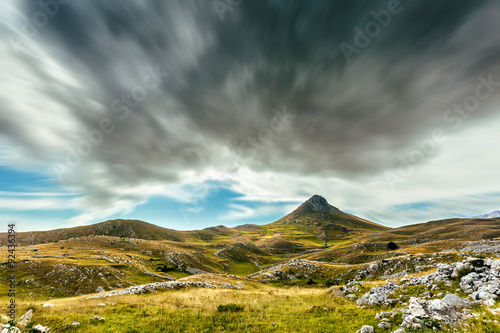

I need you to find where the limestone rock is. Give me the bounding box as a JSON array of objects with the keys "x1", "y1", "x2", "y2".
[
  {"x1": 355, "y1": 325, "x2": 374, "y2": 333},
  {"x1": 18, "y1": 309, "x2": 32, "y2": 327}
]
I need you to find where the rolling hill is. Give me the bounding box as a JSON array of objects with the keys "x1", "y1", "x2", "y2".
[{"x1": 0, "y1": 219, "x2": 187, "y2": 246}]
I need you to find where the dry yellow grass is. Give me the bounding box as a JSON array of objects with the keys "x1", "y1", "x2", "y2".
[{"x1": 5, "y1": 287, "x2": 382, "y2": 332}]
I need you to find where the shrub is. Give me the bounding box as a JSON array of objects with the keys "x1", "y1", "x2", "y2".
[
  {"x1": 157, "y1": 265, "x2": 174, "y2": 272},
  {"x1": 217, "y1": 304, "x2": 245, "y2": 312},
  {"x1": 306, "y1": 279, "x2": 317, "y2": 285},
  {"x1": 325, "y1": 278, "x2": 342, "y2": 287},
  {"x1": 387, "y1": 242, "x2": 398, "y2": 250}
]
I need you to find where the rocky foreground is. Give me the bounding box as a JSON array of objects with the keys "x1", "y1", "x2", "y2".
[{"x1": 340, "y1": 255, "x2": 500, "y2": 332}]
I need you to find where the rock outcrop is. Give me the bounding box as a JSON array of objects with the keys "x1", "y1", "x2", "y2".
[
  {"x1": 356, "y1": 282, "x2": 400, "y2": 306},
  {"x1": 88, "y1": 280, "x2": 241, "y2": 299}
]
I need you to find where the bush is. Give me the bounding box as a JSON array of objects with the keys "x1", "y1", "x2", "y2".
[
  {"x1": 387, "y1": 242, "x2": 398, "y2": 250},
  {"x1": 217, "y1": 304, "x2": 245, "y2": 312},
  {"x1": 306, "y1": 279, "x2": 317, "y2": 285},
  {"x1": 325, "y1": 278, "x2": 342, "y2": 287},
  {"x1": 157, "y1": 265, "x2": 174, "y2": 272}
]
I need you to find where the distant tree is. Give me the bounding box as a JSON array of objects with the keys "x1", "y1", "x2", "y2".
[{"x1": 318, "y1": 231, "x2": 328, "y2": 248}]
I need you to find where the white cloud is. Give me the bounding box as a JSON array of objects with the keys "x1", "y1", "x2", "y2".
[
  {"x1": 0, "y1": 196, "x2": 78, "y2": 211},
  {"x1": 221, "y1": 202, "x2": 290, "y2": 221}
]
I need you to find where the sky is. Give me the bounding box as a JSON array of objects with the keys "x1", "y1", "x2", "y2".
[{"x1": 1, "y1": 0, "x2": 500, "y2": 232}]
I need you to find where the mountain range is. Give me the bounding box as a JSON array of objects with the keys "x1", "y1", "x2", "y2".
[
  {"x1": 3, "y1": 195, "x2": 499, "y2": 250},
  {"x1": 2, "y1": 195, "x2": 499, "y2": 260},
  {"x1": 1, "y1": 194, "x2": 499, "y2": 331},
  {"x1": 472, "y1": 210, "x2": 500, "y2": 219}
]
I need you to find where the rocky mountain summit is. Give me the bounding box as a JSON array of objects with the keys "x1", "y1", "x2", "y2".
[
  {"x1": 271, "y1": 195, "x2": 388, "y2": 241},
  {"x1": 293, "y1": 194, "x2": 341, "y2": 214}
]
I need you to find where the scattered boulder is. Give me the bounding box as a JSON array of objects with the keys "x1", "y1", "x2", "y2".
[
  {"x1": 484, "y1": 298, "x2": 496, "y2": 307},
  {"x1": 459, "y1": 259, "x2": 500, "y2": 304},
  {"x1": 333, "y1": 281, "x2": 362, "y2": 297},
  {"x1": 95, "y1": 286, "x2": 105, "y2": 293},
  {"x1": 375, "y1": 311, "x2": 394, "y2": 319},
  {"x1": 18, "y1": 309, "x2": 32, "y2": 326},
  {"x1": 32, "y1": 324, "x2": 50, "y2": 332},
  {"x1": 42, "y1": 302, "x2": 54, "y2": 308},
  {"x1": 356, "y1": 282, "x2": 399, "y2": 306},
  {"x1": 390, "y1": 329, "x2": 405, "y2": 333},
  {"x1": 401, "y1": 297, "x2": 467, "y2": 329},
  {"x1": 489, "y1": 307, "x2": 500, "y2": 316},
  {"x1": 355, "y1": 325, "x2": 374, "y2": 333},
  {"x1": 0, "y1": 324, "x2": 21, "y2": 333},
  {"x1": 441, "y1": 294, "x2": 471, "y2": 310}
]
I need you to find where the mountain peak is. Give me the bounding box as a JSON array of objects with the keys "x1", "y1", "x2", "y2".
[
  {"x1": 272, "y1": 194, "x2": 387, "y2": 233},
  {"x1": 472, "y1": 210, "x2": 500, "y2": 219},
  {"x1": 296, "y1": 195, "x2": 340, "y2": 214}
]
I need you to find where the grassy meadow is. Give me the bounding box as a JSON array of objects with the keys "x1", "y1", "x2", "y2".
[
  {"x1": 4, "y1": 287, "x2": 382, "y2": 333},
  {"x1": 3, "y1": 284, "x2": 499, "y2": 333}
]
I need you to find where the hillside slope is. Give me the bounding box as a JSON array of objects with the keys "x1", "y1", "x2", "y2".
[
  {"x1": 0, "y1": 219, "x2": 188, "y2": 246},
  {"x1": 362, "y1": 217, "x2": 500, "y2": 244}
]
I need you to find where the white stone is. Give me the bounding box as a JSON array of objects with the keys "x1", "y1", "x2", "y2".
[
  {"x1": 32, "y1": 324, "x2": 50, "y2": 332},
  {"x1": 408, "y1": 298, "x2": 427, "y2": 317},
  {"x1": 18, "y1": 309, "x2": 32, "y2": 326},
  {"x1": 357, "y1": 325, "x2": 374, "y2": 333}
]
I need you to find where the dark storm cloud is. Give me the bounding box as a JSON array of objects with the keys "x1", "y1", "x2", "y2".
[{"x1": 3, "y1": 0, "x2": 500, "y2": 217}]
